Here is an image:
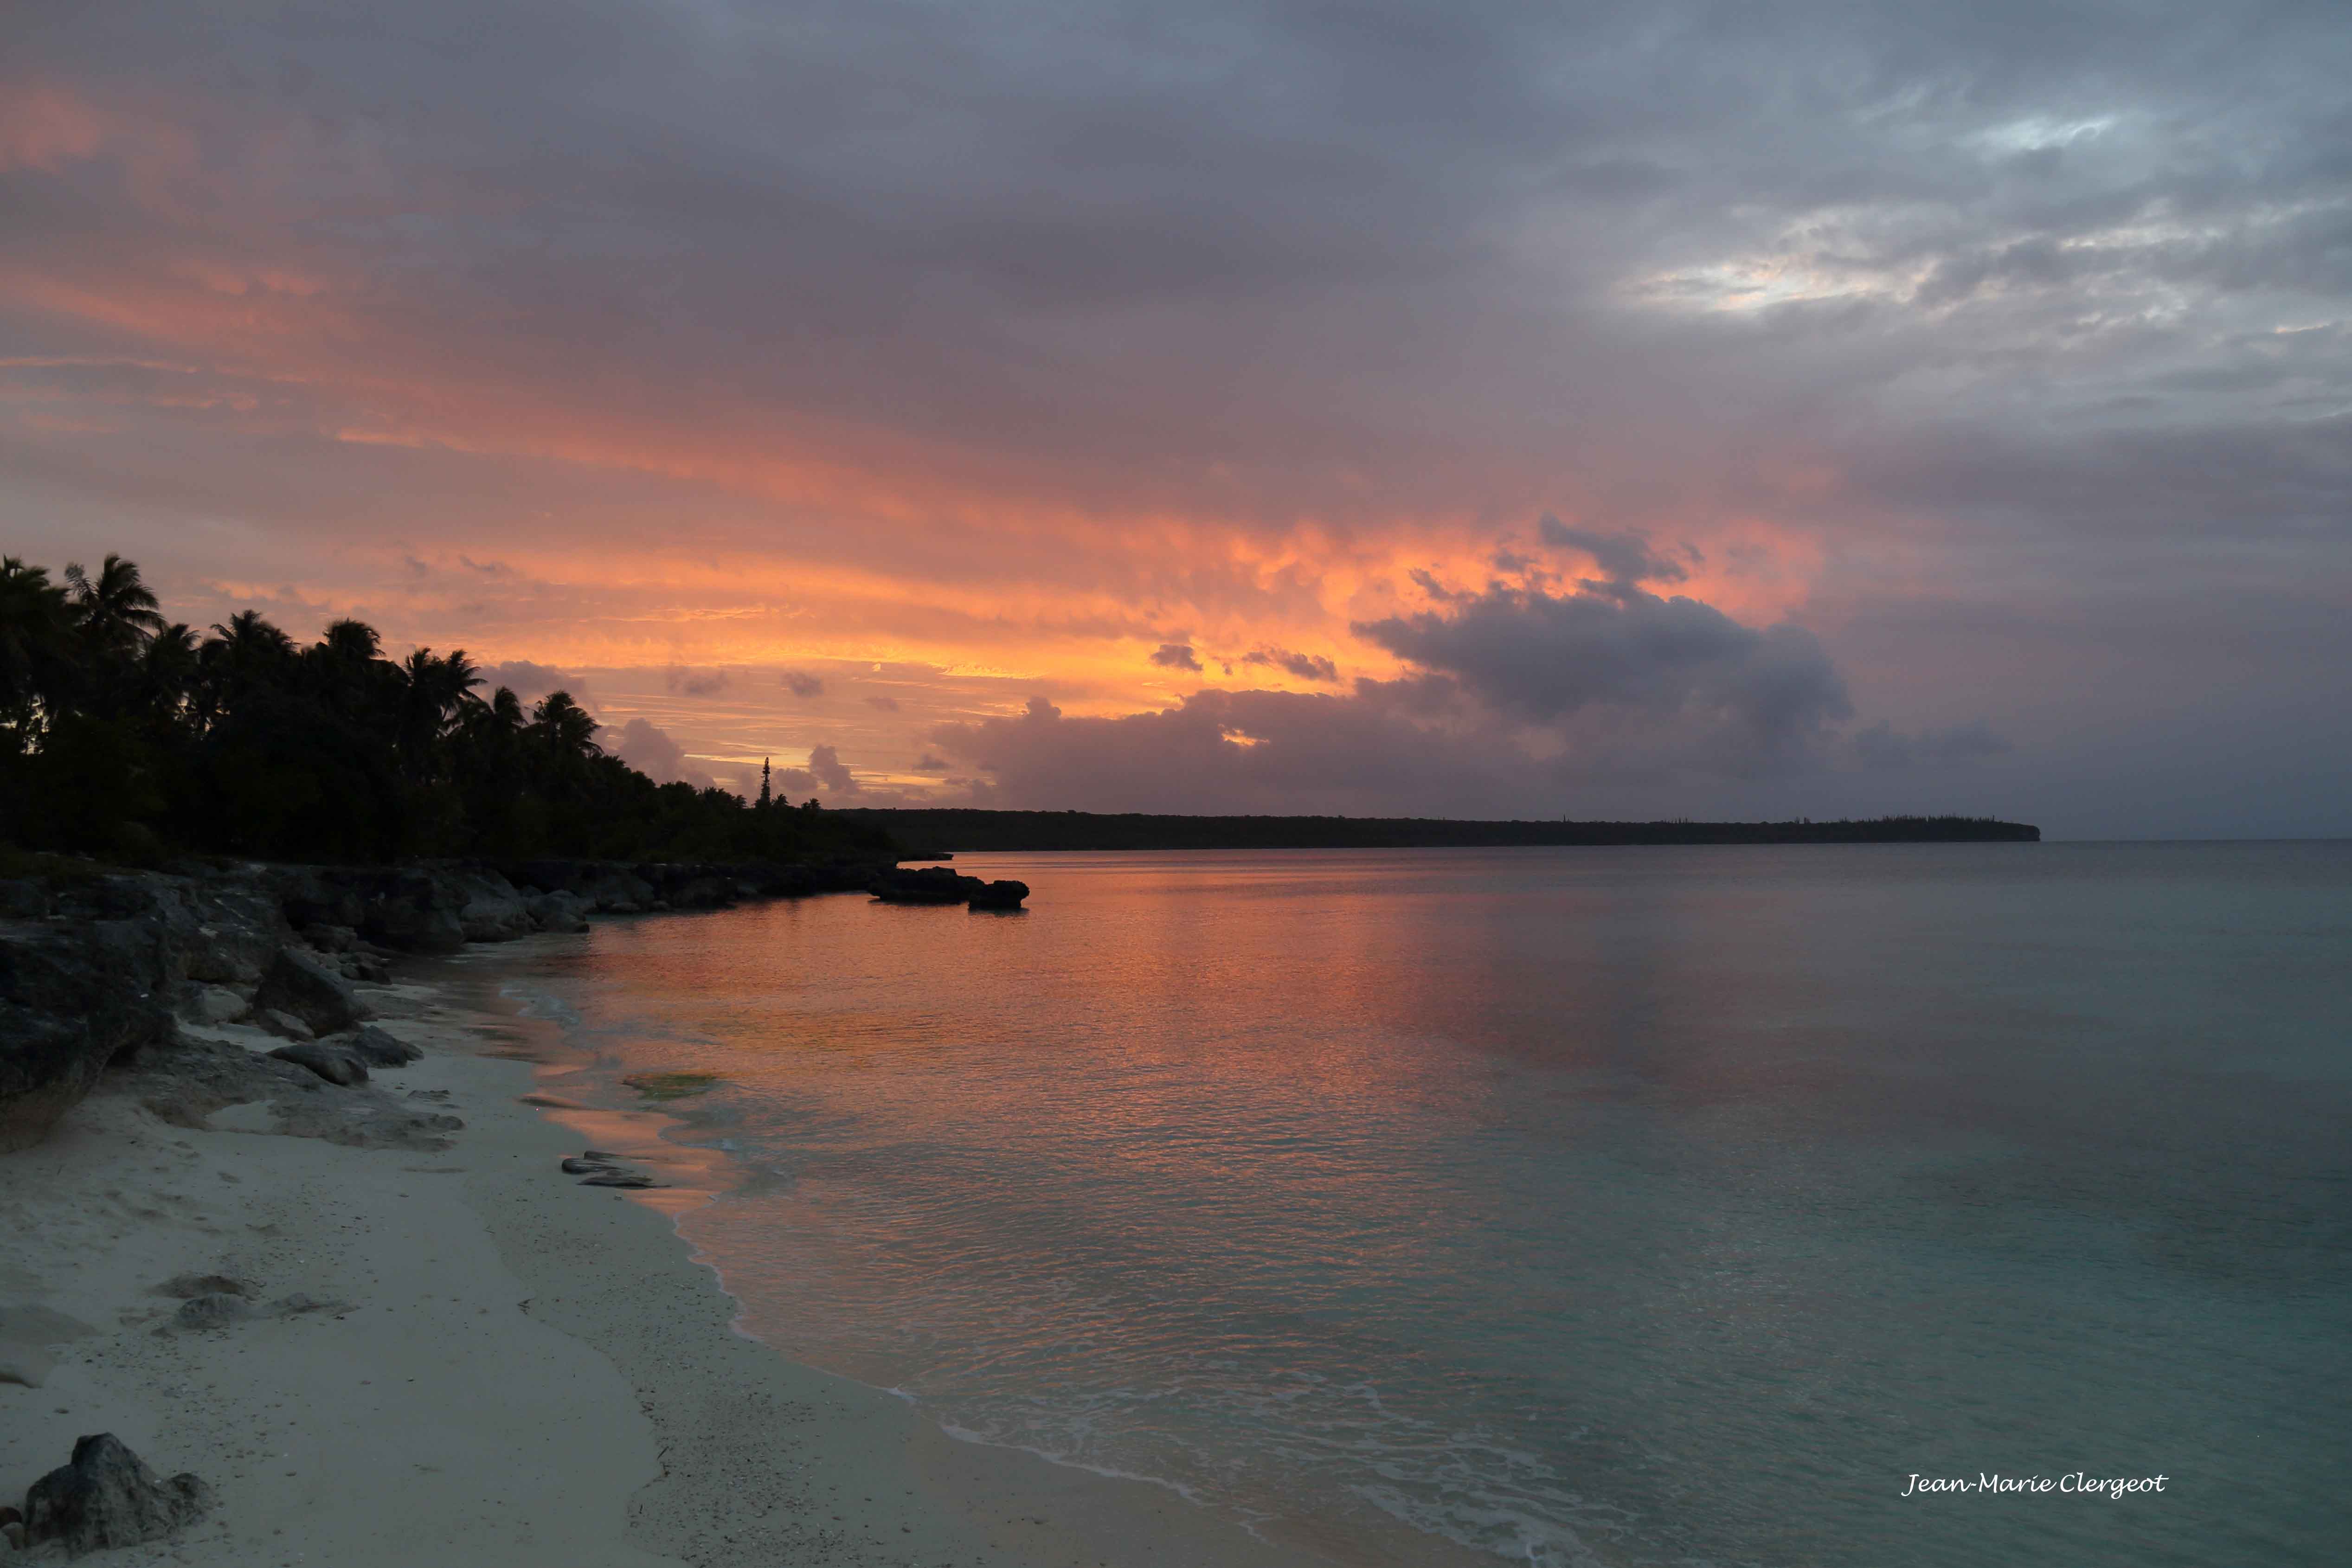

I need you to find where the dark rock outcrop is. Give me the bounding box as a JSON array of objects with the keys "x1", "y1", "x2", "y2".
[
  {"x1": 871, "y1": 867, "x2": 1029, "y2": 909},
  {"x1": 967, "y1": 879, "x2": 1030, "y2": 910},
  {"x1": 21, "y1": 1434, "x2": 211, "y2": 1556},
  {"x1": 0, "y1": 917, "x2": 174, "y2": 1152},
  {"x1": 251, "y1": 948, "x2": 368, "y2": 1038}
]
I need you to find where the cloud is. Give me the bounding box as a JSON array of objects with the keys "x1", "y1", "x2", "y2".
[
  {"x1": 1535, "y1": 517, "x2": 1690, "y2": 594},
  {"x1": 1354, "y1": 581, "x2": 1852, "y2": 774},
  {"x1": 776, "y1": 743, "x2": 859, "y2": 798},
  {"x1": 610, "y1": 716, "x2": 717, "y2": 790},
  {"x1": 666, "y1": 665, "x2": 731, "y2": 697},
  {"x1": 864, "y1": 694, "x2": 900, "y2": 711},
  {"x1": 482, "y1": 660, "x2": 594, "y2": 711},
  {"x1": 781, "y1": 669, "x2": 825, "y2": 698},
  {"x1": 1149, "y1": 643, "x2": 1202, "y2": 672},
  {"x1": 1243, "y1": 647, "x2": 1339, "y2": 682}
]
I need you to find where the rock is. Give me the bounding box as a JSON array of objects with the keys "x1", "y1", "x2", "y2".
[
  {"x1": 103, "y1": 1031, "x2": 464, "y2": 1151},
  {"x1": 560, "y1": 1156, "x2": 613, "y2": 1174},
  {"x1": 267, "y1": 1041, "x2": 368, "y2": 1086},
  {"x1": 870, "y1": 866, "x2": 985, "y2": 905},
  {"x1": 258, "y1": 1008, "x2": 315, "y2": 1042},
  {"x1": 268, "y1": 1293, "x2": 348, "y2": 1316},
  {"x1": 22, "y1": 1433, "x2": 211, "y2": 1555},
  {"x1": 183, "y1": 986, "x2": 246, "y2": 1026},
  {"x1": 364, "y1": 898, "x2": 467, "y2": 954},
  {"x1": 171, "y1": 1293, "x2": 255, "y2": 1330},
  {"x1": 967, "y1": 878, "x2": 1030, "y2": 910},
  {"x1": 579, "y1": 1171, "x2": 658, "y2": 1188},
  {"x1": 153, "y1": 1274, "x2": 257, "y2": 1300},
  {"x1": 336, "y1": 1024, "x2": 423, "y2": 1067},
  {"x1": 455, "y1": 873, "x2": 533, "y2": 942},
  {"x1": 251, "y1": 947, "x2": 368, "y2": 1037},
  {"x1": 0, "y1": 880, "x2": 48, "y2": 918},
  {"x1": 525, "y1": 891, "x2": 591, "y2": 933},
  {"x1": 1, "y1": 920, "x2": 175, "y2": 1152},
  {"x1": 302, "y1": 922, "x2": 357, "y2": 953}
]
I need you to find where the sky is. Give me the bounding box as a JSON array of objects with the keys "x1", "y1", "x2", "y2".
[{"x1": 6, "y1": 0, "x2": 2349, "y2": 837}]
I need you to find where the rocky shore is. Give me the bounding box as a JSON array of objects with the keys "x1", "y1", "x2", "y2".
[
  {"x1": 0, "y1": 852, "x2": 1041, "y2": 1158},
  {"x1": 0, "y1": 852, "x2": 1343, "y2": 1568}
]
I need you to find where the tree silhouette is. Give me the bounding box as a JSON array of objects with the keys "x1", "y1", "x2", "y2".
[{"x1": 1, "y1": 552, "x2": 898, "y2": 868}]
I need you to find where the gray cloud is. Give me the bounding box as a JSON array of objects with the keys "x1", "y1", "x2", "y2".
[
  {"x1": 865, "y1": 694, "x2": 901, "y2": 711},
  {"x1": 610, "y1": 716, "x2": 717, "y2": 790},
  {"x1": 1356, "y1": 583, "x2": 1852, "y2": 773},
  {"x1": 1149, "y1": 643, "x2": 1202, "y2": 672},
  {"x1": 1243, "y1": 648, "x2": 1340, "y2": 682},
  {"x1": 666, "y1": 665, "x2": 732, "y2": 696},
  {"x1": 1535, "y1": 517, "x2": 1690, "y2": 593},
  {"x1": 777, "y1": 743, "x2": 858, "y2": 798},
  {"x1": 782, "y1": 670, "x2": 826, "y2": 698}
]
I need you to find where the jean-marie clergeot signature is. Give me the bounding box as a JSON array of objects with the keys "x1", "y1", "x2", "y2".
[{"x1": 1902, "y1": 1474, "x2": 2169, "y2": 1498}]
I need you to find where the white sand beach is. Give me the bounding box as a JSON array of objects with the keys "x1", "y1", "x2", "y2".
[{"x1": 0, "y1": 952, "x2": 1334, "y2": 1568}]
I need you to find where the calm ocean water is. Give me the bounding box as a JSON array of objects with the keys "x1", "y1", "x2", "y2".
[{"x1": 495, "y1": 844, "x2": 2352, "y2": 1566}]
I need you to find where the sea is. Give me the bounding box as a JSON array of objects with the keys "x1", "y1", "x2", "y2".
[{"x1": 488, "y1": 843, "x2": 2352, "y2": 1566}]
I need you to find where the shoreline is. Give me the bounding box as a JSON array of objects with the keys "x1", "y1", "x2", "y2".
[{"x1": 1, "y1": 932, "x2": 1360, "y2": 1568}]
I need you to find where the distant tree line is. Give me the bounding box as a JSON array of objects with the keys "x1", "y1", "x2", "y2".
[{"x1": 0, "y1": 553, "x2": 896, "y2": 866}]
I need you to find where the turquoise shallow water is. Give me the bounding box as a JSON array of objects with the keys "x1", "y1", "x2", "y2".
[{"x1": 498, "y1": 843, "x2": 2352, "y2": 1566}]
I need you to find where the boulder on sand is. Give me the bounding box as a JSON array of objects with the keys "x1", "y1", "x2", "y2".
[
  {"x1": 267, "y1": 1040, "x2": 370, "y2": 1086},
  {"x1": 21, "y1": 1434, "x2": 211, "y2": 1556},
  {"x1": 251, "y1": 948, "x2": 368, "y2": 1038}
]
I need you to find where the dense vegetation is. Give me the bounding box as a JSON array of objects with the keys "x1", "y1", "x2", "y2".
[
  {"x1": 0, "y1": 553, "x2": 897, "y2": 867},
  {"x1": 842, "y1": 809, "x2": 2040, "y2": 852}
]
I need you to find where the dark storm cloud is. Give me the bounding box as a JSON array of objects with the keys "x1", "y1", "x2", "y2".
[
  {"x1": 1355, "y1": 584, "x2": 1851, "y2": 770},
  {"x1": 929, "y1": 580, "x2": 1944, "y2": 812},
  {"x1": 1535, "y1": 518, "x2": 1690, "y2": 594}
]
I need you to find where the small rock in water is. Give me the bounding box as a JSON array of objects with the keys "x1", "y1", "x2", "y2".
[
  {"x1": 22, "y1": 1434, "x2": 211, "y2": 1555},
  {"x1": 170, "y1": 1294, "x2": 255, "y2": 1331},
  {"x1": 579, "y1": 1171, "x2": 658, "y2": 1189},
  {"x1": 407, "y1": 1088, "x2": 452, "y2": 1102},
  {"x1": 559, "y1": 1156, "x2": 613, "y2": 1175},
  {"x1": 268, "y1": 1293, "x2": 350, "y2": 1317}
]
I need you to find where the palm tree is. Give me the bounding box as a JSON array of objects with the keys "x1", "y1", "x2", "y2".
[
  {"x1": 64, "y1": 553, "x2": 165, "y2": 656},
  {"x1": 528, "y1": 691, "x2": 600, "y2": 758},
  {"x1": 136, "y1": 623, "x2": 201, "y2": 731},
  {"x1": 0, "y1": 556, "x2": 74, "y2": 739}
]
